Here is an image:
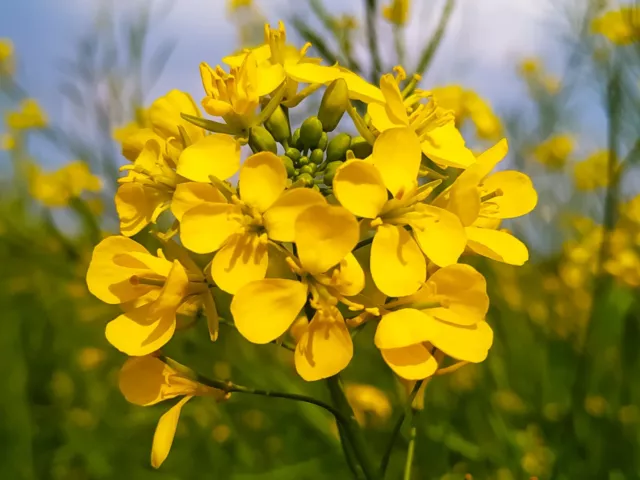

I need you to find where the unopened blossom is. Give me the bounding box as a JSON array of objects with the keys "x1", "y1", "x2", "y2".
[{"x1": 382, "y1": 0, "x2": 410, "y2": 26}]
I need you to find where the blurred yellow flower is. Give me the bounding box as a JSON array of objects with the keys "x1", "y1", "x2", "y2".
[
  {"x1": 383, "y1": 0, "x2": 410, "y2": 26},
  {"x1": 345, "y1": 383, "x2": 392, "y2": 426},
  {"x1": 592, "y1": 6, "x2": 640, "y2": 45},
  {"x1": 585, "y1": 395, "x2": 608, "y2": 417},
  {"x1": 119, "y1": 355, "x2": 226, "y2": 468},
  {"x1": 227, "y1": 0, "x2": 252, "y2": 12},
  {"x1": 519, "y1": 58, "x2": 541, "y2": 77},
  {"x1": 573, "y1": 151, "x2": 609, "y2": 190},
  {"x1": 29, "y1": 161, "x2": 101, "y2": 207},
  {"x1": 0, "y1": 38, "x2": 14, "y2": 76},
  {"x1": 533, "y1": 134, "x2": 574, "y2": 169},
  {"x1": 5, "y1": 98, "x2": 48, "y2": 130},
  {"x1": 1, "y1": 132, "x2": 16, "y2": 150},
  {"x1": 76, "y1": 347, "x2": 106, "y2": 371}
]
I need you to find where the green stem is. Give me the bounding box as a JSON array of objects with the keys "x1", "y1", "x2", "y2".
[
  {"x1": 336, "y1": 419, "x2": 366, "y2": 479},
  {"x1": 379, "y1": 380, "x2": 424, "y2": 477},
  {"x1": 402, "y1": 408, "x2": 419, "y2": 480},
  {"x1": 414, "y1": 0, "x2": 456, "y2": 78},
  {"x1": 365, "y1": 0, "x2": 382, "y2": 82},
  {"x1": 327, "y1": 375, "x2": 381, "y2": 480},
  {"x1": 393, "y1": 25, "x2": 406, "y2": 68}
]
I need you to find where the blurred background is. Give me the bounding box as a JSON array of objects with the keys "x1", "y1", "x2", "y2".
[{"x1": 1, "y1": 0, "x2": 639, "y2": 479}]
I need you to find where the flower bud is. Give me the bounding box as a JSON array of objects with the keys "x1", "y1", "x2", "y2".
[
  {"x1": 249, "y1": 126, "x2": 277, "y2": 154},
  {"x1": 318, "y1": 78, "x2": 348, "y2": 132},
  {"x1": 292, "y1": 128, "x2": 302, "y2": 150},
  {"x1": 299, "y1": 116, "x2": 323, "y2": 150},
  {"x1": 300, "y1": 164, "x2": 317, "y2": 175},
  {"x1": 318, "y1": 132, "x2": 328, "y2": 151},
  {"x1": 285, "y1": 147, "x2": 302, "y2": 162},
  {"x1": 280, "y1": 155, "x2": 295, "y2": 177},
  {"x1": 263, "y1": 104, "x2": 291, "y2": 144},
  {"x1": 310, "y1": 149, "x2": 325, "y2": 165},
  {"x1": 326, "y1": 133, "x2": 352, "y2": 163},
  {"x1": 298, "y1": 155, "x2": 309, "y2": 167},
  {"x1": 297, "y1": 172, "x2": 315, "y2": 186},
  {"x1": 322, "y1": 161, "x2": 343, "y2": 186},
  {"x1": 350, "y1": 136, "x2": 373, "y2": 158}
]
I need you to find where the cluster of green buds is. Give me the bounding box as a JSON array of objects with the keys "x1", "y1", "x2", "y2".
[{"x1": 251, "y1": 78, "x2": 373, "y2": 194}]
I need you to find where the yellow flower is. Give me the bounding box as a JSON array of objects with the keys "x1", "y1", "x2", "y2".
[
  {"x1": 519, "y1": 58, "x2": 541, "y2": 77},
  {"x1": 333, "y1": 127, "x2": 466, "y2": 296},
  {"x1": 344, "y1": 383, "x2": 392, "y2": 426},
  {"x1": 375, "y1": 264, "x2": 491, "y2": 379},
  {"x1": 29, "y1": 161, "x2": 101, "y2": 207},
  {"x1": 0, "y1": 38, "x2": 14, "y2": 76},
  {"x1": 177, "y1": 152, "x2": 325, "y2": 293},
  {"x1": 592, "y1": 7, "x2": 640, "y2": 45},
  {"x1": 1, "y1": 132, "x2": 16, "y2": 150},
  {"x1": 114, "y1": 90, "x2": 204, "y2": 162},
  {"x1": 574, "y1": 151, "x2": 609, "y2": 191},
  {"x1": 223, "y1": 22, "x2": 321, "y2": 103},
  {"x1": 533, "y1": 134, "x2": 574, "y2": 169},
  {"x1": 86, "y1": 236, "x2": 208, "y2": 355},
  {"x1": 383, "y1": 0, "x2": 410, "y2": 26},
  {"x1": 368, "y1": 74, "x2": 476, "y2": 169},
  {"x1": 5, "y1": 99, "x2": 48, "y2": 130},
  {"x1": 231, "y1": 204, "x2": 364, "y2": 381},
  {"x1": 435, "y1": 139, "x2": 537, "y2": 265},
  {"x1": 118, "y1": 355, "x2": 225, "y2": 468},
  {"x1": 227, "y1": 0, "x2": 252, "y2": 12}
]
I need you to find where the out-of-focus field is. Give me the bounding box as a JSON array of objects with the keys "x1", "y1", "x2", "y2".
[{"x1": 1, "y1": 1, "x2": 640, "y2": 479}]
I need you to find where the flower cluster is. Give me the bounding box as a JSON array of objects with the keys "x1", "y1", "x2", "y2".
[{"x1": 86, "y1": 21, "x2": 537, "y2": 466}]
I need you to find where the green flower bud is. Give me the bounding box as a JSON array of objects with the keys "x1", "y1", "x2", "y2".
[
  {"x1": 297, "y1": 173, "x2": 314, "y2": 186},
  {"x1": 310, "y1": 148, "x2": 325, "y2": 165},
  {"x1": 292, "y1": 128, "x2": 302, "y2": 150},
  {"x1": 280, "y1": 155, "x2": 295, "y2": 177},
  {"x1": 350, "y1": 136, "x2": 373, "y2": 158},
  {"x1": 298, "y1": 155, "x2": 309, "y2": 167},
  {"x1": 322, "y1": 161, "x2": 343, "y2": 186},
  {"x1": 318, "y1": 132, "x2": 328, "y2": 151},
  {"x1": 299, "y1": 116, "x2": 323, "y2": 150},
  {"x1": 285, "y1": 147, "x2": 302, "y2": 162},
  {"x1": 249, "y1": 126, "x2": 277, "y2": 154},
  {"x1": 294, "y1": 168, "x2": 300, "y2": 176},
  {"x1": 326, "y1": 133, "x2": 352, "y2": 163},
  {"x1": 263, "y1": 104, "x2": 291, "y2": 143},
  {"x1": 300, "y1": 164, "x2": 317, "y2": 175},
  {"x1": 318, "y1": 78, "x2": 348, "y2": 132},
  {"x1": 312, "y1": 184, "x2": 321, "y2": 192}
]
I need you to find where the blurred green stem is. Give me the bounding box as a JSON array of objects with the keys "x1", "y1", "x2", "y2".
[
  {"x1": 365, "y1": 0, "x2": 382, "y2": 82},
  {"x1": 379, "y1": 379, "x2": 424, "y2": 477},
  {"x1": 327, "y1": 375, "x2": 381, "y2": 480},
  {"x1": 402, "y1": 408, "x2": 419, "y2": 480},
  {"x1": 414, "y1": 0, "x2": 456, "y2": 78},
  {"x1": 393, "y1": 26, "x2": 406, "y2": 68}
]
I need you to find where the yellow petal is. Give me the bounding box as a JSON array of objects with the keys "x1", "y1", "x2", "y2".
[
  {"x1": 177, "y1": 134, "x2": 240, "y2": 182},
  {"x1": 263, "y1": 188, "x2": 326, "y2": 242},
  {"x1": 446, "y1": 173, "x2": 482, "y2": 226},
  {"x1": 411, "y1": 205, "x2": 466, "y2": 267},
  {"x1": 256, "y1": 63, "x2": 286, "y2": 97},
  {"x1": 367, "y1": 102, "x2": 397, "y2": 132},
  {"x1": 420, "y1": 122, "x2": 476, "y2": 169},
  {"x1": 333, "y1": 160, "x2": 387, "y2": 218},
  {"x1": 331, "y1": 253, "x2": 365, "y2": 297},
  {"x1": 239, "y1": 152, "x2": 287, "y2": 212},
  {"x1": 148, "y1": 90, "x2": 203, "y2": 143},
  {"x1": 380, "y1": 344, "x2": 438, "y2": 380},
  {"x1": 223, "y1": 44, "x2": 271, "y2": 67},
  {"x1": 105, "y1": 261, "x2": 188, "y2": 355},
  {"x1": 465, "y1": 226, "x2": 529, "y2": 265},
  {"x1": 151, "y1": 395, "x2": 192, "y2": 469},
  {"x1": 87, "y1": 236, "x2": 171, "y2": 304},
  {"x1": 374, "y1": 308, "x2": 432, "y2": 349},
  {"x1": 480, "y1": 171, "x2": 537, "y2": 219},
  {"x1": 115, "y1": 183, "x2": 162, "y2": 237},
  {"x1": 371, "y1": 224, "x2": 426, "y2": 297},
  {"x1": 284, "y1": 63, "x2": 384, "y2": 103},
  {"x1": 295, "y1": 307, "x2": 353, "y2": 381},
  {"x1": 119, "y1": 356, "x2": 203, "y2": 406},
  {"x1": 295, "y1": 204, "x2": 359, "y2": 275},
  {"x1": 420, "y1": 264, "x2": 488, "y2": 326},
  {"x1": 232, "y1": 278, "x2": 308, "y2": 344},
  {"x1": 171, "y1": 182, "x2": 227, "y2": 222},
  {"x1": 371, "y1": 127, "x2": 421, "y2": 199},
  {"x1": 210, "y1": 232, "x2": 269, "y2": 294},
  {"x1": 472, "y1": 138, "x2": 508, "y2": 179},
  {"x1": 426, "y1": 317, "x2": 494, "y2": 363},
  {"x1": 380, "y1": 74, "x2": 409, "y2": 125},
  {"x1": 179, "y1": 203, "x2": 242, "y2": 254}
]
